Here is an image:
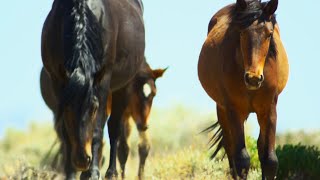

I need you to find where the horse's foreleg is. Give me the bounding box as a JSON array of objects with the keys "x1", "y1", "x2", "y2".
[
  {"x1": 257, "y1": 100, "x2": 278, "y2": 180},
  {"x1": 80, "y1": 89, "x2": 109, "y2": 180},
  {"x1": 137, "y1": 129, "x2": 150, "y2": 179},
  {"x1": 216, "y1": 106, "x2": 235, "y2": 177},
  {"x1": 80, "y1": 113, "x2": 106, "y2": 180},
  {"x1": 117, "y1": 117, "x2": 131, "y2": 178},
  {"x1": 218, "y1": 105, "x2": 250, "y2": 179},
  {"x1": 63, "y1": 142, "x2": 77, "y2": 180}
]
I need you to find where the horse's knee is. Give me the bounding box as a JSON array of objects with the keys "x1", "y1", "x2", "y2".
[
  {"x1": 261, "y1": 151, "x2": 278, "y2": 179},
  {"x1": 138, "y1": 140, "x2": 150, "y2": 166},
  {"x1": 234, "y1": 148, "x2": 250, "y2": 178},
  {"x1": 138, "y1": 131, "x2": 150, "y2": 160},
  {"x1": 138, "y1": 142, "x2": 150, "y2": 160}
]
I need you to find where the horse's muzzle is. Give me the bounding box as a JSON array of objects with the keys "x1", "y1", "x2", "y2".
[{"x1": 244, "y1": 72, "x2": 264, "y2": 90}]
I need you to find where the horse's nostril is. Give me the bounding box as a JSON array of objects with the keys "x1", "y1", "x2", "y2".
[
  {"x1": 244, "y1": 73, "x2": 264, "y2": 86},
  {"x1": 244, "y1": 73, "x2": 250, "y2": 82},
  {"x1": 86, "y1": 156, "x2": 91, "y2": 165},
  {"x1": 259, "y1": 75, "x2": 264, "y2": 82}
]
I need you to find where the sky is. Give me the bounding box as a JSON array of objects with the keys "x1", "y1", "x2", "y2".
[{"x1": 0, "y1": 0, "x2": 319, "y2": 138}]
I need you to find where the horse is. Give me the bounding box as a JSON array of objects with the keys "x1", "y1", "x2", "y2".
[
  {"x1": 111, "y1": 59, "x2": 166, "y2": 179},
  {"x1": 40, "y1": 0, "x2": 145, "y2": 179},
  {"x1": 40, "y1": 58, "x2": 166, "y2": 178},
  {"x1": 198, "y1": 0, "x2": 289, "y2": 179}
]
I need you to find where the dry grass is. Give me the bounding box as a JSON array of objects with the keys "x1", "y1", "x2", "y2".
[{"x1": 0, "y1": 105, "x2": 319, "y2": 179}]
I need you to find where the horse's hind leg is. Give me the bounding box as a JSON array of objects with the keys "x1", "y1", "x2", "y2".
[
  {"x1": 117, "y1": 116, "x2": 132, "y2": 178},
  {"x1": 105, "y1": 88, "x2": 128, "y2": 179},
  {"x1": 256, "y1": 100, "x2": 278, "y2": 180},
  {"x1": 217, "y1": 105, "x2": 250, "y2": 179}
]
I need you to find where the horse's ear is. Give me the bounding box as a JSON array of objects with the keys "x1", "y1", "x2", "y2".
[
  {"x1": 236, "y1": 0, "x2": 247, "y2": 10},
  {"x1": 152, "y1": 67, "x2": 168, "y2": 80},
  {"x1": 264, "y1": 0, "x2": 278, "y2": 17}
]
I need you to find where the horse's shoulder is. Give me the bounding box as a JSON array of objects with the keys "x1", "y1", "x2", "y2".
[{"x1": 208, "y1": 17, "x2": 218, "y2": 35}]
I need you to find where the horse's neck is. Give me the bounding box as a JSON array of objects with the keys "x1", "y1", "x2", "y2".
[{"x1": 223, "y1": 31, "x2": 245, "y2": 73}]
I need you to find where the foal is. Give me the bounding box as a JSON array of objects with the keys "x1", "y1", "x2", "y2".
[{"x1": 111, "y1": 60, "x2": 166, "y2": 179}]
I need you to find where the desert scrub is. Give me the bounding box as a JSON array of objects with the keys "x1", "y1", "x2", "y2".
[
  {"x1": 1, "y1": 106, "x2": 318, "y2": 179},
  {"x1": 0, "y1": 159, "x2": 62, "y2": 180},
  {"x1": 276, "y1": 144, "x2": 320, "y2": 179},
  {"x1": 146, "y1": 146, "x2": 261, "y2": 180}
]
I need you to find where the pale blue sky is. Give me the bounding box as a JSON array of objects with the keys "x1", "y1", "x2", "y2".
[{"x1": 0, "y1": 0, "x2": 319, "y2": 137}]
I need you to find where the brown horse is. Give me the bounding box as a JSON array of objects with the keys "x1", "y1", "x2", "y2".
[
  {"x1": 40, "y1": 0, "x2": 145, "y2": 179},
  {"x1": 111, "y1": 59, "x2": 166, "y2": 179},
  {"x1": 198, "y1": 0, "x2": 289, "y2": 179}
]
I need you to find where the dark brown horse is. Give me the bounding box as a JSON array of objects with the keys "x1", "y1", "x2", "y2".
[
  {"x1": 111, "y1": 60, "x2": 166, "y2": 179},
  {"x1": 198, "y1": 0, "x2": 289, "y2": 179},
  {"x1": 41, "y1": 58, "x2": 166, "y2": 179},
  {"x1": 40, "y1": 0, "x2": 145, "y2": 179}
]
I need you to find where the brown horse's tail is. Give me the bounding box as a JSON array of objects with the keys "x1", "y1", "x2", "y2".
[{"x1": 202, "y1": 122, "x2": 225, "y2": 159}]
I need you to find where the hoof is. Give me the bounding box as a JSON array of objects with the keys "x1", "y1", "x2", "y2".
[
  {"x1": 138, "y1": 174, "x2": 145, "y2": 180},
  {"x1": 80, "y1": 169, "x2": 101, "y2": 180},
  {"x1": 66, "y1": 173, "x2": 77, "y2": 180},
  {"x1": 105, "y1": 169, "x2": 118, "y2": 180}
]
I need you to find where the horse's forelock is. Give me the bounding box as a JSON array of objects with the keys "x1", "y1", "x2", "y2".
[{"x1": 233, "y1": 0, "x2": 266, "y2": 28}]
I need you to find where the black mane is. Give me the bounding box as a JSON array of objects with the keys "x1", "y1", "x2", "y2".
[
  {"x1": 233, "y1": 0, "x2": 278, "y2": 59},
  {"x1": 60, "y1": 0, "x2": 103, "y2": 116},
  {"x1": 233, "y1": 0, "x2": 264, "y2": 28}
]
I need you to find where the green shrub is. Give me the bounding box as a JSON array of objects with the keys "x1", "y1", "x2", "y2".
[
  {"x1": 276, "y1": 144, "x2": 320, "y2": 180},
  {"x1": 246, "y1": 136, "x2": 260, "y2": 169},
  {"x1": 208, "y1": 136, "x2": 260, "y2": 169}
]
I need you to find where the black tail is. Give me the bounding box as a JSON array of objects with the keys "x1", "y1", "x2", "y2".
[
  {"x1": 202, "y1": 122, "x2": 225, "y2": 159},
  {"x1": 60, "y1": 0, "x2": 103, "y2": 112}
]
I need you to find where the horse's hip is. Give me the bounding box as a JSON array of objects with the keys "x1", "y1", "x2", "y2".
[{"x1": 110, "y1": 54, "x2": 144, "y2": 91}]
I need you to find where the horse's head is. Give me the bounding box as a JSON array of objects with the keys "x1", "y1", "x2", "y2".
[
  {"x1": 129, "y1": 67, "x2": 167, "y2": 131},
  {"x1": 59, "y1": 69, "x2": 99, "y2": 171},
  {"x1": 236, "y1": 0, "x2": 278, "y2": 90}
]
